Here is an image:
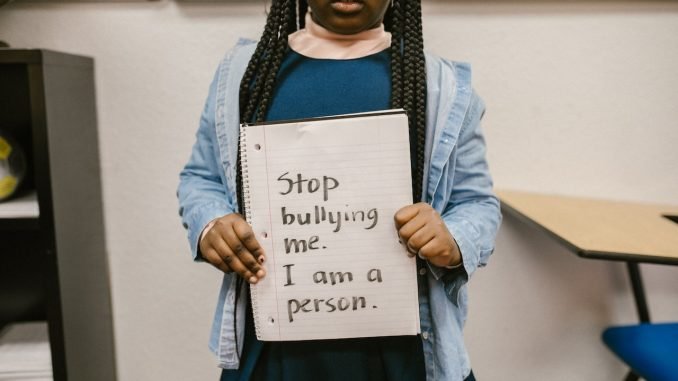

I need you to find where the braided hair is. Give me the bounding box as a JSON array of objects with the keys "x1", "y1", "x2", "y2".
[
  {"x1": 237, "y1": 0, "x2": 427, "y2": 208},
  {"x1": 233, "y1": 1, "x2": 427, "y2": 358}
]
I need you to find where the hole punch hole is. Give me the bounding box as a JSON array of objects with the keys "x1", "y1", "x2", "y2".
[
  {"x1": 268, "y1": 317, "x2": 275, "y2": 325},
  {"x1": 254, "y1": 144, "x2": 262, "y2": 151},
  {"x1": 261, "y1": 231, "x2": 268, "y2": 239}
]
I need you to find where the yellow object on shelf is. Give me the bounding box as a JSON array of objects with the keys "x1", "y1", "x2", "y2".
[
  {"x1": 0, "y1": 175, "x2": 18, "y2": 200},
  {"x1": 0, "y1": 136, "x2": 12, "y2": 160}
]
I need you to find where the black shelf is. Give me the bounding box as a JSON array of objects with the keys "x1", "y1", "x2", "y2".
[
  {"x1": 1, "y1": 49, "x2": 116, "y2": 381},
  {"x1": 0, "y1": 190, "x2": 40, "y2": 229},
  {"x1": 0, "y1": 217, "x2": 40, "y2": 230}
]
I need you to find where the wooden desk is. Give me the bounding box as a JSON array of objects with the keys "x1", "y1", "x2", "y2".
[{"x1": 498, "y1": 190, "x2": 678, "y2": 322}]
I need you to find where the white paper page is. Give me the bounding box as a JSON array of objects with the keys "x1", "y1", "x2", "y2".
[{"x1": 242, "y1": 111, "x2": 420, "y2": 341}]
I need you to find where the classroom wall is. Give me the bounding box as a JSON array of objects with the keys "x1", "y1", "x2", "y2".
[{"x1": 1, "y1": 1, "x2": 677, "y2": 380}]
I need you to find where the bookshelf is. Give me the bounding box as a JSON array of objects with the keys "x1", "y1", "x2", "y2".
[
  {"x1": 0, "y1": 191, "x2": 39, "y2": 217},
  {"x1": 0, "y1": 49, "x2": 116, "y2": 381}
]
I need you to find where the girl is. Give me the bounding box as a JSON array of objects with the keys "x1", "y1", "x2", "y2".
[{"x1": 177, "y1": 0, "x2": 501, "y2": 380}]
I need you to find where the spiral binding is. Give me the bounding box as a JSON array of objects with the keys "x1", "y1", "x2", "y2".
[
  {"x1": 239, "y1": 124, "x2": 264, "y2": 339},
  {"x1": 239, "y1": 125, "x2": 253, "y2": 225}
]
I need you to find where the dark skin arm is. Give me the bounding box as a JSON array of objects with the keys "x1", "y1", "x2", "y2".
[
  {"x1": 199, "y1": 213, "x2": 266, "y2": 284},
  {"x1": 394, "y1": 202, "x2": 462, "y2": 268}
]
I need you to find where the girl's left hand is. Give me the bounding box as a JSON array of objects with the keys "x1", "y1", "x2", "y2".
[{"x1": 394, "y1": 203, "x2": 462, "y2": 268}]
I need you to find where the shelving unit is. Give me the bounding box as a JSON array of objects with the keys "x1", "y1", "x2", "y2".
[
  {"x1": 0, "y1": 190, "x2": 39, "y2": 217},
  {"x1": 0, "y1": 49, "x2": 116, "y2": 381}
]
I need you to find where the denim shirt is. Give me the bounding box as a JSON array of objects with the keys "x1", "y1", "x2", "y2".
[{"x1": 177, "y1": 38, "x2": 501, "y2": 381}]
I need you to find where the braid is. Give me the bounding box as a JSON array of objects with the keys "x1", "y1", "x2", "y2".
[
  {"x1": 389, "y1": 0, "x2": 427, "y2": 203},
  {"x1": 237, "y1": 0, "x2": 296, "y2": 214},
  {"x1": 388, "y1": 0, "x2": 404, "y2": 108},
  {"x1": 239, "y1": 0, "x2": 428, "y2": 209},
  {"x1": 234, "y1": 0, "x2": 299, "y2": 362},
  {"x1": 298, "y1": 0, "x2": 308, "y2": 29},
  {"x1": 286, "y1": 0, "x2": 298, "y2": 35},
  {"x1": 239, "y1": 0, "x2": 283, "y2": 122},
  {"x1": 413, "y1": 0, "x2": 427, "y2": 204},
  {"x1": 233, "y1": 0, "x2": 428, "y2": 360},
  {"x1": 402, "y1": 0, "x2": 417, "y2": 186},
  {"x1": 256, "y1": 0, "x2": 294, "y2": 122}
]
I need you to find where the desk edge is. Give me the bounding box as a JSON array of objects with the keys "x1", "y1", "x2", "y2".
[{"x1": 499, "y1": 202, "x2": 678, "y2": 266}]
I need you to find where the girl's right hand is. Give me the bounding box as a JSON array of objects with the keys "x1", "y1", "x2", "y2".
[{"x1": 199, "y1": 213, "x2": 266, "y2": 284}]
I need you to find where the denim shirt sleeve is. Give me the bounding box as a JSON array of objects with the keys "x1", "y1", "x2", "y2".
[
  {"x1": 177, "y1": 65, "x2": 236, "y2": 261},
  {"x1": 435, "y1": 91, "x2": 502, "y2": 304}
]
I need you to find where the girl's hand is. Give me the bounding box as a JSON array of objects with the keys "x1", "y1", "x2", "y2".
[
  {"x1": 199, "y1": 213, "x2": 266, "y2": 284},
  {"x1": 394, "y1": 203, "x2": 462, "y2": 268}
]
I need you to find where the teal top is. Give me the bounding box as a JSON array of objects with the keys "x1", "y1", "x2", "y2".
[{"x1": 266, "y1": 49, "x2": 391, "y2": 120}]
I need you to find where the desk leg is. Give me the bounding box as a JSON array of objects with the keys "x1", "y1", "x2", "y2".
[{"x1": 626, "y1": 262, "x2": 650, "y2": 323}]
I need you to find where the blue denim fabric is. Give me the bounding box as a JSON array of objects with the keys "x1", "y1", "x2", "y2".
[{"x1": 177, "y1": 38, "x2": 502, "y2": 381}]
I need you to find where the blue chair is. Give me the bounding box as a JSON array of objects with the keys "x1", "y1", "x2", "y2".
[{"x1": 602, "y1": 322, "x2": 678, "y2": 381}]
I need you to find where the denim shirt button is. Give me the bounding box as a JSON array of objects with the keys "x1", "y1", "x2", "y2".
[
  {"x1": 419, "y1": 267, "x2": 427, "y2": 276},
  {"x1": 422, "y1": 331, "x2": 429, "y2": 340}
]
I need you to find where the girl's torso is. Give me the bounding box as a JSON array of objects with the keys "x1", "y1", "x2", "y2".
[{"x1": 222, "y1": 47, "x2": 425, "y2": 381}]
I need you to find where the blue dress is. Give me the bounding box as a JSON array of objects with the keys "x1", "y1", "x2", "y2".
[{"x1": 220, "y1": 48, "x2": 426, "y2": 381}]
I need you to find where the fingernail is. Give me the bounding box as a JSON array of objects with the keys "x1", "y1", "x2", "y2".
[
  {"x1": 249, "y1": 276, "x2": 258, "y2": 284},
  {"x1": 256, "y1": 269, "x2": 265, "y2": 278}
]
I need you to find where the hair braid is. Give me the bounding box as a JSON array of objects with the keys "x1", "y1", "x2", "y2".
[
  {"x1": 286, "y1": 0, "x2": 298, "y2": 35},
  {"x1": 388, "y1": 0, "x2": 404, "y2": 108},
  {"x1": 237, "y1": 0, "x2": 296, "y2": 213},
  {"x1": 238, "y1": 3, "x2": 277, "y2": 118},
  {"x1": 238, "y1": 0, "x2": 428, "y2": 208},
  {"x1": 412, "y1": 0, "x2": 427, "y2": 203},
  {"x1": 402, "y1": 0, "x2": 415, "y2": 114},
  {"x1": 233, "y1": 0, "x2": 428, "y2": 359},
  {"x1": 398, "y1": 0, "x2": 427, "y2": 203},
  {"x1": 234, "y1": 0, "x2": 299, "y2": 361},
  {"x1": 256, "y1": 0, "x2": 294, "y2": 122},
  {"x1": 240, "y1": 1, "x2": 284, "y2": 123},
  {"x1": 298, "y1": 0, "x2": 308, "y2": 29},
  {"x1": 237, "y1": 0, "x2": 282, "y2": 214}
]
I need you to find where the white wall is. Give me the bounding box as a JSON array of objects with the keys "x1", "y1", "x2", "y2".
[{"x1": 1, "y1": 1, "x2": 677, "y2": 380}]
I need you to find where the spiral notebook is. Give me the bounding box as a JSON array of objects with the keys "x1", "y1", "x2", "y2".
[{"x1": 240, "y1": 109, "x2": 420, "y2": 341}]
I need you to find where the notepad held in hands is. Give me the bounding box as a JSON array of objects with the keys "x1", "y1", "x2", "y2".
[{"x1": 239, "y1": 110, "x2": 420, "y2": 341}]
